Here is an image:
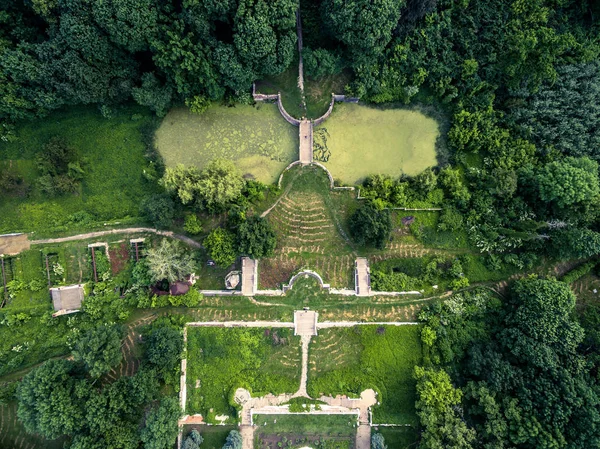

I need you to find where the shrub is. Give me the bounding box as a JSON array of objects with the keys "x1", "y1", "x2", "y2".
[
  {"x1": 141, "y1": 194, "x2": 175, "y2": 228},
  {"x1": 304, "y1": 48, "x2": 343, "y2": 79},
  {"x1": 562, "y1": 262, "x2": 596, "y2": 285},
  {"x1": 371, "y1": 270, "x2": 420, "y2": 291},
  {"x1": 184, "y1": 214, "x2": 202, "y2": 235},
  {"x1": 204, "y1": 227, "x2": 237, "y2": 267},
  {"x1": 348, "y1": 202, "x2": 392, "y2": 249}
]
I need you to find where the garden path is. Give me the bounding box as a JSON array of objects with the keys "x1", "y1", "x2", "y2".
[
  {"x1": 28, "y1": 227, "x2": 202, "y2": 248},
  {"x1": 241, "y1": 257, "x2": 258, "y2": 296},
  {"x1": 299, "y1": 120, "x2": 313, "y2": 164},
  {"x1": 355, "y1": 257, "x2": 371, "y2": 296}
]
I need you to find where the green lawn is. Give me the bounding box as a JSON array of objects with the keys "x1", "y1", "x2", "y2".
[
  {"x1": 308, "y1": 325, "x2": 422, "y2": 424},
  {"x1": 254, "y1": 414, "x2": 356, "y2": 449},
  {"x1": 316, "y1": 103, "x2": 439, "y2": 185},
  {"x1": 0, "y1": 105, "x2": 160, "y2": 235},
  {"x1": 186, "y1": 327, "x2": 302, "y2": 422},
  {"x1": 374, "y1": 427, "x2": 419, "y2": 449},
  {"x1": 155, "y1": 104, "x2": 297, "y2": 184}
]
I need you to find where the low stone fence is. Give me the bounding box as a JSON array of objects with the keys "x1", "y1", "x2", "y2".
[
  {"x1": 277, "y1": 93, "x2": 301, "y2": 126},
  {"x1": 283, "y1": 269, "x2": 330, "y2": 293},
  {"x1": 200, "y1": 290, "x2": 242, "y2": 296},
  {"x1": 312, "y1": 93, "x2": 336, "y2": 126}
]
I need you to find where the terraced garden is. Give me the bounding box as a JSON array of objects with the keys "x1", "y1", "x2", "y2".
[
  {"x1": 261, "y1": 166, "x2": 356, "y2": 288},
  {"x1": 155, "y1": 104, "x2": 298, "y2": 184},
  {"x1": 308, "y1": 325, "x2": 422, "y2": 425}
]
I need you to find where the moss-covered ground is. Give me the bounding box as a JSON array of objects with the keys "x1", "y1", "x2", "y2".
[
  {"x1": 155, "y1": 104, "x2": 297, "y2": 184},
  {"x1": 316, "y1": 103, "x2": 439, "y2": 185}
]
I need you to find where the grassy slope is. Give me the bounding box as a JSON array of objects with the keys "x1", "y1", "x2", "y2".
[
  {"x1": 308, "y1": 325, "x2": 422, "y2": 425},
  {"x1": 155, "y1": 104, "x2": 297, "y2": 184},
  {"x1": 186, "y1": 327, "x2": 302, "y2": 421},
  {"x1": 317, "y1": 103, "x2": 439, "y2": 185},
  {"x1": 260, "y1": 165, "x2": 356, "y2": 288},
  {"x1": 0, "y1": 105, "x2": 159, "y2": 235}
]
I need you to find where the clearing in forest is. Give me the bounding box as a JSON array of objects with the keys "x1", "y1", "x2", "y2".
[
  {"x1": 315, "y1": 103, "x2": 439, "y2": 185},
  {"x1": 155, "y1": 104, "x2": 297, "y2": 184},
  {"x1": 308, "y1": 325, "x2": 422, "y2": 425}
]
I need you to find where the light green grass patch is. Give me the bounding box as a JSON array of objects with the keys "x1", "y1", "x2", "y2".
[
  {"x1": 374, "y1": 427, "x2": 418, "y2": 449},
  {"x1": 186, "y1": 327, "x2": 301, "y2": 421},
  {"x1": 155, "y1": 104, "x2": 298, "y2": 184},
  {"x1": 308, "y1": 325, "x2": 422, "y2": 424},
  {"x1": 317, "y1": 104, "x2": 439, "y2": 185}
]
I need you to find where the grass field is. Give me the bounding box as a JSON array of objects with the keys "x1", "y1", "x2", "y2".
[
  {"x1": 186, "y1": 327, "x2": 301, "y2": 421},
  {"x1": 0, "y1": 105, "x2": 160, "y2": 235},
  {"x1": 254, "y1": 414, "x2": 356, "y2": 449},
  {"x1": 155, "y1": 104, "x2": 297, "y2": 184},
  {"x1": 316, "y1": 103, "x2": 439, "y2": 185},
  {"x1": 308, "y1": 325, "x2": 422, "y2": 424}
]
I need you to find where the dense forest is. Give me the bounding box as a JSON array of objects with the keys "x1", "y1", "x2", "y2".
[{"x1": 4, "y1": 0, "x2": 600, "y2": 448}]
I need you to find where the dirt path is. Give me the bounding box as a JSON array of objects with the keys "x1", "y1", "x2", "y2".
[
  {"x1": 296, "y1": 9, "x2": 306, "y2": 113},
  {"x1": 29, "y1": 227, "x2": 202, "y2": 248}
]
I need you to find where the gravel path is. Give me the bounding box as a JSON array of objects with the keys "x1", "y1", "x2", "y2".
[{"x1": 30, "y1": 227, "x2": 202, "y2": 248}]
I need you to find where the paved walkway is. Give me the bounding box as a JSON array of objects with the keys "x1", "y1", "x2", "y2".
[
  {"x1": 294, "y1": 310, "x2": 318, "y2": 336},
  {"x1": 355, "y1": 258, "x2": 371, "y2": 296},
  {"x1": 299, "y1": 120, "x2": 313, "y2": 164},
  {"x1": 241, "y1": 257, "x2": 258, "y2": 296},
  {"x1": 295, "y1": 335, "x2": 311, "y2": 398}
]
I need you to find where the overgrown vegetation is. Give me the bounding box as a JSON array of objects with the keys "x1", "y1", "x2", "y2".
[
  {"x1": 186, "y1": 327, "x2": 301, "y2": 422},
  {"x1": 308, "y1": 325, "x2": 422, "y2": 424}
]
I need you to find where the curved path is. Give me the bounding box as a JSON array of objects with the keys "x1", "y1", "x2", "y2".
[{"x1": 29, "y1": 227, "x2": 202, "y2": 248}]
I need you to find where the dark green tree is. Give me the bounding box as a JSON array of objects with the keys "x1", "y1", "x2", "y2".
[
  {"x1": 17, "y1": 360, "x2": 89, "y2": 439},
  {"x1": 236, "y1": 216, "x2": 276, "y2": 258},
  {"x1": 145, "y1": 326, "x2": 183, "y2": 376},
  {"x1": 72, "y1": 324, "x2": 123, "y2": 378},
  {"x1": 140, "y1": 194, "x2": 175, "y2": 228},
  {"x1": 140, "y1": 397, "x2": 181, "y2": 449},
  {"x1": 222, "y1": 430, "x2": 243, "y2": 449},
  {"x1": 348, "y1": 202, "x2": 392, "y2": 249}
]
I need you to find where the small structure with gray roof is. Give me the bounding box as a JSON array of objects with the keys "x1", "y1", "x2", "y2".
[{"x1": 51, "y1": 284, "x2": 84, "y2": 317}]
